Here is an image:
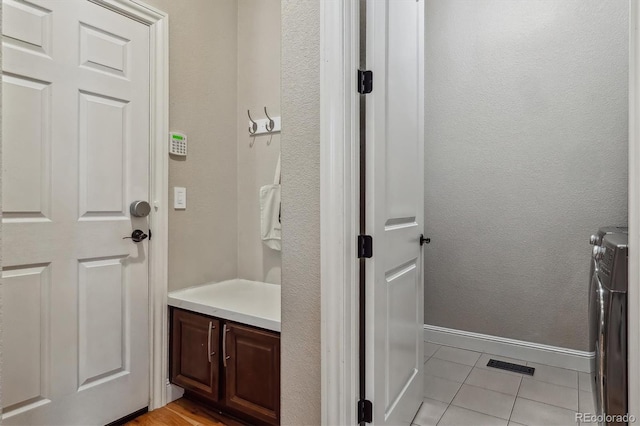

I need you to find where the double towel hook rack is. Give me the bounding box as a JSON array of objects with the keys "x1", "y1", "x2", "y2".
[
  {"x1": 248, "y1": 109, "x2": 258, "y2": 134},
  {"x1": 247, "y1": 106, "x2": 281, "y2": 139}
]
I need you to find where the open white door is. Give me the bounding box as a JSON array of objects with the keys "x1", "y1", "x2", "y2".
[
  {"x1": 365, "y1": 0, "x2": 425, "y2": 424},
  {"x1": 2, "y1": 0, "x2": 151, "y2": 424}
]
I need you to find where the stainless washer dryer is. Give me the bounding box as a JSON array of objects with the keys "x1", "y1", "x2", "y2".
[
  {"x1": 589, "y1": 227, "x2": 627, "y2": 365},
  {"x1": 589, "y1": 227, "x2": 627, "y2": 282},
  {"x1": 589, "y1": 231, "x2": 628, "y2": 423}
]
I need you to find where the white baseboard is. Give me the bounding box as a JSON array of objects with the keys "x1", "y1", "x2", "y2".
[
  {"x1": 166, "y1": 382, "x2": 184, "y2": 404},
  {"x1": 424, "y1": 324, "x2": 594, "y2": 373}
]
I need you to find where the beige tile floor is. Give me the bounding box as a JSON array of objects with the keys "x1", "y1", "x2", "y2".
[{"x1": 413, "y1": 342, "x2": 595, "y2": 426}]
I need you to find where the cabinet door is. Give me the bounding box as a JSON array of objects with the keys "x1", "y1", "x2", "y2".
[
  {"x1": 224, "y1": 322, "x2": 280, "y2": 424},
  {"x1": 171, "y1": 309, "x2": 220, "y2": 401}
]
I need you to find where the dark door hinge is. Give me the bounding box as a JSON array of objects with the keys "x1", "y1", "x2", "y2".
[
  {"x1": 357, "y1": 70, "x2": 373, "y2": 94},
  {"x1": 357, "y1": 399, "x2": 373, "y2": 424},
  {"x1": 358, "y1": 235, "x2": 373, "y2": 258}
]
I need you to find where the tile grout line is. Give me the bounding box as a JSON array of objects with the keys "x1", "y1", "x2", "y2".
[
  {"x1": 520, "y1": 375, "x2": 580, "y2": 392},
  {"x1": 425, "y1": 352, "x2": 478, "y2": 387},
  {"x1": 449, "y1": 371, "x2": 518, "y2": 422},
  {"x1": 410, "y1": 400, "x2": 424, "y2": 426},
  {"x1": 419, "y1": 397, "x2": 452, "y2": 426},
  {"x1": 432, "y1": 401, "x2": 447, "y2": 426},
  {"x1": 434, "y1": 405, "x2": 448, "y2": 426},
  {"x1": 425, "y1": 343, "x2": 583, "y2": 426},
  {"x1": 428, "y1": 354, "x2": 482, "y2": 369},
  {"x1": 515, "y1": 395, "x2": 581, "y2": 414},
  {"x1": 457, "y1": 380, "x2": 521, "y2": 398},
  {"x1": 430, "y1": 345, "x2": 483, "y2": 366},
  {"x1": 479, "y1": 356, "x2": 580, "y2": 392},
  {"x1": 518, "y1": 377, "x2": 580, "y2": 411},
  {"x1": 508, "y1": 374, "x2": 524, "y2": 423},
  {"x1": 465, "y1": 360, "x2": 529, "y2": 396},
  {"x1": 425, "y1": 350, "x2": 437, "y2": 362},
  {"x1": 435, "y1": 354, "x2": 478, "y2": 425},
  {"x1": 437, "y1": 401, "x2": 513, "y2": 424},
  {"x1": 527, "y1": 360, "x2": 585, "y2": 374},
  {"x1": 421, "y1": 343, "x2": 446, "y2": 426},
  {"x1": 427, "y1": 339, "x2": 589, "y2": 376},
  {"x1": 424, "y1": 341, "x2": 441, "y2": 365}
]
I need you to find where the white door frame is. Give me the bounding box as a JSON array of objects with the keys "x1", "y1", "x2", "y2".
[
  {"x1": 321, "y1": 1, "x2": 640, "y2": 423},
  {"x1": 86, "y1": 0, "x2": 169, "y2": 411},
  {"x1": 320, "y1": 0, "x2": 360, "y2": 424},
  {"x1": 628, "y1": 0, "x2": 639, "y2": 420}
]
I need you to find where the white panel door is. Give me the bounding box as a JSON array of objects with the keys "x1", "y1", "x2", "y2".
[
  {"x1": 366, "y1": 0, "x2": 425, "y2": 424},
  {"x1": 2, "y1": 0, "x2": 151, "y2": 424}
]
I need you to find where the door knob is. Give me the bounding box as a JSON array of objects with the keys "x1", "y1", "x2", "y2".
[
  {"x1": 130, "y1": 200, "x2": 151, "y2": 217},
  {"x1": 419, "y1": 234, "x2": 431, "y2": 246},
  {"x1": 123, "y1": 229, "x2": 148, "y2": 243}
]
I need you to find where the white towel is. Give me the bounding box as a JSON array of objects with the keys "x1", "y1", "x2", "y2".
[{"x1": 260, "y1": 154, "x2": 281, "y2": 251}]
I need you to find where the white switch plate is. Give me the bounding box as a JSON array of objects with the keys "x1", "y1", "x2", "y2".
[{"x1": 174, "y1": 187, "x2": 186, "y2": 209}]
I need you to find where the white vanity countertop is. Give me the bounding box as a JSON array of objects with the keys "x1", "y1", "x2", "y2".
[{"x1": 168, "y1": 279, "x2": 281, "y2": 332}]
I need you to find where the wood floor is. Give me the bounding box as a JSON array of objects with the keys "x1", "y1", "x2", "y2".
[{"x1": 126, "y1": 399, "x2": 245, "y2": 426}]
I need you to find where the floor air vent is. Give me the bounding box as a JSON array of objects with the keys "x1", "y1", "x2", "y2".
[{"x1": 486, "y1": 359, "x2": 535, "y2": 376}]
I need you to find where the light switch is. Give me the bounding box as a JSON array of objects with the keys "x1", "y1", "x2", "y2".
[{"x1": 174, "y1": 187, "x2": 186, "y2": 209}]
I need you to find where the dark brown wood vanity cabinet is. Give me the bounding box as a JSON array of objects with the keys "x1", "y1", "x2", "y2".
[
  {"x1": 170, "y1": 309, "x2": 220, "y2": 401},
  {"x1": 224, "y1": 323, "x2": 281, "y2": 424},
  {"x1": 170, "y1": 308, "x2": 280, "y2": 425}
]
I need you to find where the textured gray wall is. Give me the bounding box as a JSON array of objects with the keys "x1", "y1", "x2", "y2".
[
  {"x1": 143, "y1": 0, "x2": 239, "y2": 291},
  {"x1": 425, "y1": 0, "x2": 628, "y2": 350},
  {"x1": 424, "y1": 0, "x2": 628, "y2": 351},
  {"x1": 280, "y1": 0, "x2": 321, "y2": 424}
]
